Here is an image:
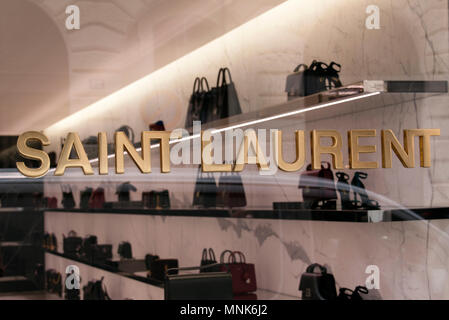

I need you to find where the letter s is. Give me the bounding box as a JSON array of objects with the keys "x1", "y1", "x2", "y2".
[{"x1": 16, "y1": 131, "x2": 50, "y2": 178}]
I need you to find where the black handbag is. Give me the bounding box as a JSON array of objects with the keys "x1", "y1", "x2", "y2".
[
  {"x1": 149, "y1": 259, "x2": 179, "y2": 281},
  {"x1": 285, "y1": 60, "x2": 342, "y2": 100},
  {"x1": 200, "y1": 248, "x2": 221, "y2": 273},
  {"x1": 204, "y1": 68, "x2": 241, "y2": 123},
  {"x1": 46, "y1": 269, "x2": 62, "y2": 297},
  {"x1": 192, "y1": 166, "x2": 218, "y2": 208},
  {"x1": 80, "y1": 187, "x2": 93, "y2": 210},
  {"x1": 165, "y1": 264, "x2": 232, "y2": 300},
  {"x1": 116, "y1": 182, "x2": 137, "y2": 202},
  {"x1": 142, "y1": 190, "x2": 170, "y2": 209},
  {"x1": 118, "y1": 241, "x2": 133, "y2": 259},
  {"x1": 299, "y1": 263, "x2": 337, "y2": 300},
  {"x1": 61, "y1": 185, "x2": 75, "y2": 209},
  {"x1": 185, "y1": 77, "x2": 210, "y2": 128},
  {"x1": 79, "y1": 235, "x2": 98, "y2": 260},
  {"x1": 83, "y1": 277, "x2": 111, "y2": 300},
  {"x1": 217, "y1": 171, "x2": 247, "y2": 208},
  {"x1": 63, "y1": 231, "x2": 83, "y2": 256}
]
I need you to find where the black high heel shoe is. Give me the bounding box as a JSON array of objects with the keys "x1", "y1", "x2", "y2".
[{"x1": 351, "y1": 172, "x2": 380, "y2": 210}]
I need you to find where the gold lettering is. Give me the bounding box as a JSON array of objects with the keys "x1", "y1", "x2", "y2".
[
  {"x1": 16, "y1": 131, "x2": 50, "y2": 178},
  {"x1": 98, "y1": 132, "x2": 108, "y2": 175},
  {"x1": 407, "y1": 129, "x2": 440, "y2": 167},
  {"x1": 201, "y1": 131, "x2": 232, "y2": 172},
  {"x1": 348, "y1": 129, "x2": 378, "y2": 169},
  {"x1": 381, "y1": 130, "x2": 414, "y2": 168},
  {"x1": 274, "y1": 130, "x2": 305, "y2": 172},
  {"x1": 311, "y1": 130, "x2": 344, "y2": 169},
  {"x1": 55, "y1": 132, "x2": 93, "y2": 176}
]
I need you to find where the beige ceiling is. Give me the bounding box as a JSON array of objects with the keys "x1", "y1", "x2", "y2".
[{"x1": 0, "y1": 0, "x2": 286, "y2": 135}]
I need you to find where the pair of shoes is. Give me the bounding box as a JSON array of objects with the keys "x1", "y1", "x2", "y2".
[{"x1": 336, "y1": 172, "x2": 380, "y2": 210}]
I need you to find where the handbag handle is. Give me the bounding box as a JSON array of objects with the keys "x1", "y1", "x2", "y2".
[
  {"x1": 293, "y1": 64, "x2": 308, "y2": 72},
  {"x1": 192, "y1": 77, "x2": 201, "y2": 93},
  {"x1": 68, "y1": 230, "x2": 77, "y2": 237},
  {"x1": 328, "y1": 61, "x2": 341, "y2": 73},
  {"x1": 208, "y1": 248, "x2": 217, "y2": 261},
  {"x1": 201, "y1": 248, "x2": 208, "y2": 260},
  {"x1": 232, "y1": 251, "x2": 246, "y2": 264},
  {"x1": 216, "y1": 67, "x2": 233, "y2": 87},
  {"x1": 306, "y1": 263, "x2": 327, "y2": 274},
  {"x1": 200, "y1": 77, "x2": 210, "y2": 92},
  {"x1": 220, "y1": 249, "x2": 236, "y2": 264}
]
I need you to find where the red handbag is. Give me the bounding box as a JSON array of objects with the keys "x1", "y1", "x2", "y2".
[
  {"x1": 298, "y1": 162, "x2": 337, "y2": 201},
  {"x1": 46, "y1": 197, "x2": 58, "y2": 209},
  {"x1": 220, "y1": 250, "x2": 257, "y2": 295},
  {"x1": 88, "y1": 188, "x2": 105, "y2": 209}
]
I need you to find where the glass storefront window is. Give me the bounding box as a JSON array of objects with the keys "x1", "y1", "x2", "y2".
[{"x1": 0, "y1": 0, "x2": 448, "y2": 302}]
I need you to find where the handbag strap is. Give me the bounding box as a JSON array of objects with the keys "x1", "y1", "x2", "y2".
[
  {"x1": 201, "y1": 248, "x2": 208, "y2": 261},
  {"x1": 208, "y1": 248, "x2": 217, "y2": 261},
  {"x1": 216, "y1": 67, "x2": 233, "y2": 87},
  {"x1": 327, "y1": 61, "x2": 341, "y2": 73},
  {"x1": 200, "y1": 77, "x2": 210, "y2": 92},
  {"x1": 220, "y1": 249, "x2": 236, "y2": 263},
  {"x1": 68, "y1": 230, "x2": 77, "y2": 237},
  {"x1": 306, "y1": 263, "x2": 327, "y2": 274},
  {"x1": 293, "y1": 64, "x2": 308, "y2": 72},
  {"x1": 192, "y1": 77, "x2": 201, "y2": 93},
  {"x1": 232, "y1": 251, "x2": 246, "y2": 264}
]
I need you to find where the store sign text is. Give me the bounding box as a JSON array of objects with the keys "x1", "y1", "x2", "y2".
[{"x1": 15, "y1": 128, "x2": 440, "y2": 178}]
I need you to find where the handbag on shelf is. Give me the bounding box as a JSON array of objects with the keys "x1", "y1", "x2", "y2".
[
  {"x1": 200, "y1": 248, "x2": 221, "y2": 273},
  {"x1": 80, "y1": 235, "x2": 98, "y2": 259},
  {"x1": 299, "y1": 263, "x2": 337, "y2": 300},
  {"x1": 116, "y1": 182, "x2": 137, "y2": 203},
  {"x1": 63, "y1": 231, "x2": 82, "y2": 256},
  {"x1": 61, "y1": 185, "x2": 75, "y2": 209},
  {"x1": 145, "y1": 254, "x2": 160, "y2": 270},
  {"x1": 149, "y1": 259, "x2": 179, "y2": 281},
  {"x1": 165, "y1": 264, "x2": 233, "y2": 300},
  {"x1": 217, "y1": 171, "x2": 247, "y2": 208},
  {"x1": 83, "y1": 277, "x2": 111, "y2": 300},
  {"x1": 204, "y1": 68, "x2": 242, "y2": 124},
  {"x1": 285, "y1": 60, "x2": 342, "y2": 100},
  {"x1": 142, "y1": 190, "x2": 170, "y2": 209},
  {"x1": 88, "y1": 187, "x2": 105, "y2": 209},
  {"x1": 192, "y1": 166, "x2": 218, "y2": 208},
  {"x1": 149, "y1": 120, "x2": 166, "y2": 131},
  {"x1": 118, "y1": 241, "x2": 133, "y2": 259},
  {"x1": 44, "y1": 197, "x2": 58, "y2": 209},
  {"x1": 46, "y1": 269, "x2": 62, "y2": 297},
  {"x1": 219, "y1": 250, "x2": 257, "y2": 295},
  {"x1": 185, "y1": 77, "x2": 210, "y2": 128},
  {"x1": 298, "y1": 162, "x2": 337, "y2": 209},
  {"x1": 80, "y1": 187, "x2": 93, "y2": 210}
]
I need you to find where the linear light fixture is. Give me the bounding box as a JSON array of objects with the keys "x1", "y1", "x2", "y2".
[{"x1": 0, "y1": 91, "x2": 379, "y2": 179}]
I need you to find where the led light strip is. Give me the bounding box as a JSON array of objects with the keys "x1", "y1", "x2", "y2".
[{"x1": 0, "y1": 91, "x2": 380, "y2": 179}]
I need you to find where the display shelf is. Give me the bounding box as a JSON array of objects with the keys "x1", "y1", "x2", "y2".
[
  {"x1": 44, "y1": 250, "x2": 164, "y2": 288},
  {"x1": 45, "y1": 250, "x2": 298, "y2": 300},
  {"x1": 189, "y1": 80, "x2": 448, "y2": 132},
  {"x1": 43, "y1": 207, "x2": 449, "y2": 222}
]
